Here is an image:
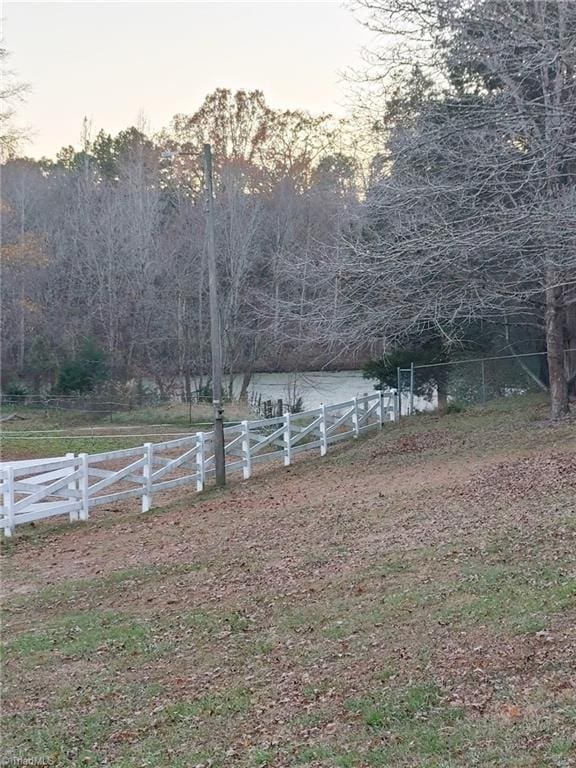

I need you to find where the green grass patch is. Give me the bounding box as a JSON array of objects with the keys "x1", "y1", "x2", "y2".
[
  {"x1": 1, "y1": 402, "x2": 249, "y2": 460},
  {"x1": 4, "y1": 610, "x2": 164, "y2": 664},
  {"x1": 437, "y1": 564, "x2": 576, "y2": 634},
  {"x1": 346, "y1": 682, "x2": 456, "y2": 729},
  {"x1": 4, "y1": 562, "x2": 205, "y2": 612},
  {"x1": 346, "y1": 682, "x2": 465, "y2": 763},
  {"x1": 247, "y1": 747, "x2": 280, "y2": 766},
  {"x1": 1, "y1": 433, "x2": 147, "y2": 459},
  {"x1": 3, "y1": 678, "x2": 183, "y2": 767},
  {"x1": 548, "y1": 736, "x2": 575, "y2": 757},
  {"x1": 369, "y1": 557, "x2": 411, "y2": 577},
  {"x1": 164, "y1": 686, "x2": 251, "y2": 722},
  {"x1": 293, "y1": 745, "x2": 361, "y2": 766}
]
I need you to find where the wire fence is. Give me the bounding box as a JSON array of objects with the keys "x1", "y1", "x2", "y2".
[
  {"x1": 396, "y1": 349, "x2": 574, "y2": 416},
  {"x1": 0, "y1": 391, "x2": 294, "y2": 424},
  {"x1": 0, "y1": 391, "x2": 213, "y2": 415},
  {"x1": 4, "y1": 349, "x2": 572, "y2": 423}
]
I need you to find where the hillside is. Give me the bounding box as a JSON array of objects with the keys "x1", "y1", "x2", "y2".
[{"x1": 2, "y1": 396, "x2": 576, "y2": 767}]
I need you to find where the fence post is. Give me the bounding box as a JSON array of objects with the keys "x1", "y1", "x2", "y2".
[
  {"x1": 396, "y1": 366, "x2": 402, "y2": 419},
  {"x1": 66, "y1": 452, "x2": 79, "y2": 522},
  {"x1": 78, "y1": 453, "x2": 89, "y2": 520},
  {"x1": 378, "y1": 392, "x2": 385, "y2": 427},
  {"x1": 196, "y1": 432, "x2": 205, "y2": 492},
  {"x1": 284, "y1": 411, "x2": 292, "y2": 466},
  {"x1": 3, "y1": 467, "x2": 15, "y2": 537},
  {"x1": 481, "y1": 359, "x2": 487, "y2": 403},
  {"x1": 241, "y1": 421, "x2": 251, "y2": 480},
  {"x1": 320, "y1": 404, "x2": 328, "y2": 456},
  {"x1": 353, "y1": 396, "x2": 360, "y2": 438},
  {"x1": 142, "y1": 442, "x2": 153, "y2": 513},
  {"x1": 410, "y1": 362, "x2": 415, "y2": 416},
  {"x1": 393, "y1": 391, "x2": 400, "y2": 423}
]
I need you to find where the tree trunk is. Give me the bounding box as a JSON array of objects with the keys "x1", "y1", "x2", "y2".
[
  {"x1": 239, "y1": 370, "x2": 252, "y2": 403},
  {"x1": 565, "y1": 302, "x2": 576, "y2": 399},
  {"x1": 545, "y1": 280, "x2": 569, "y2": 419},
  {"x1": 183, "y1": 369, "x2": 192, "y2": 404},
  {"x1": 227, "y1": 373, "x2": 235, "y2": 401},
  {"x1": 437, "y1": 380, "x2": 448, "y2": 414}
]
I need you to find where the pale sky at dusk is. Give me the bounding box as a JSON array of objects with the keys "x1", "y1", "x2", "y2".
[{"x1": 4, "y1": 1, "x2": 375, "y2": 158}]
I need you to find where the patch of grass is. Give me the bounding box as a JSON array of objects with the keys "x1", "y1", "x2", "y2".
[
  {"x1": 291, "y1": 710, "x2": 332, "y2": 728},
  {"x1": 113, "y1": 755, "x2": 218, "y2": 768},
  {"x1": 279, "y1": 592, "x2": 389, "y2": 638},
  {"x1": 4, "y1": 562, "x2": 205, "y2": 612},
  {"x1": 372, "y1": 392, "x2": 571, "y2": 461},
  {"x1": 164, "y1": 686, "x2": 251, "y2": 722},
  {"x1": 293, "y1": 745, "x2": 361, "y2": 766},
  {"x1": 376, "y1": 666, "x2": 397, "y2": 683},
  {"x1": 301, "y1": 681, "x2": 333, "y2": 703},
  {"x1": 169, "y1": 607, "x2": 258, "y2": 639},
  {"x1": 346, "y1": 682, "x2": 467, "y2": 763},
  {"x1": 346, "y1": 682, "x2": 452, "y2": 729},
  {"x1": 377, "y1": 584, "x2": 437, "y2": 615},
  {"x1": 109, "y1": 401, "x2": 248, "y2": 427},
  {"x1": 252, "y1": 638, "x2": 274, "y2": 655},
  {"x1": 104, "y1": 562, "x2": 203, "y2": 583},
  {"x1": 4, "y1": 710, "x2": 110, "y2": 765},
  {"x1": 247, "y1": 747, "x2": 280, "y2": 767},
  {"x1": 370, "y1": 557, "x2": 411, "y2": 576},
  {"x1": 365, "y1": 716, "x2": 576, "y2": 767},
  {"x1": 3, "y1": 679, "x2": 168, "y2": 766},
  {"x1": 357, "y1": 558, "x2": 576, "y2": 639},
  {"x1": 323, "y1": 617, "x2": 358, "y2": 640},
  {"x1": 1, "y1": 433, "x2": 147, "y2": 460},
  {"x1": 438, "y1": 564, "x2": 576, "y2": 634},
  {"x1": 548, "y1": 736, "x2": 574, "y2": 757},
  {"x1": 0, "y1": 402, "x2": 249, "y2": 461},
  {"x1": 4, "y1": 610, "x2": 164, "y2": 664},
  {"x1": 224, "y1": 610, "x2": 254, "y2": 633}
]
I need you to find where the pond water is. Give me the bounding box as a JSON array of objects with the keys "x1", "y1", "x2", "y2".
[{"x1": 243, "y1": 370, "x2": 434, "y2": 412}]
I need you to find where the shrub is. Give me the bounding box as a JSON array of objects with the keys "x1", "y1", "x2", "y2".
[{"x1": 57, "y1": 340, "x2": 108, "y2": 394}]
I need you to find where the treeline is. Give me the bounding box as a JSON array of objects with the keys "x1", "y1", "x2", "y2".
[{"x1": 1, "y1": 90, "x2": 366, "y2": 400}]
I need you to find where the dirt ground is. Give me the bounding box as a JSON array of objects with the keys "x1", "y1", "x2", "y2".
[{"x1": 2, "y1": 396, "x2": 576, "y2": 767}]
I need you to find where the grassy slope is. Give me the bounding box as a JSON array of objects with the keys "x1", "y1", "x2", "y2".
[{"x1": 2, "y1": 395, "x2": 576, "y2": 767}]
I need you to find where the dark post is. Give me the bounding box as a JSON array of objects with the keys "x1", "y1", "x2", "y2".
[{"x1": 203, "y1": 144, "x2": 226, "y2": 487}]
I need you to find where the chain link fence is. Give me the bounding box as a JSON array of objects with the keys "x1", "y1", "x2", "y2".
[{"x1": 396, "y1": 350, "x2": 567, "y2": 416}]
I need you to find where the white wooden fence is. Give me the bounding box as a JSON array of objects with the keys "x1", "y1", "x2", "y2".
[{"x1": 0, "y1": 393, "x2": 396, "y2": 536}]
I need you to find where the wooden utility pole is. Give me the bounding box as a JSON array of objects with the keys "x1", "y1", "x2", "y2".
[{"x1": 203, "y1": 143, "x2": 226, "y2": 487}]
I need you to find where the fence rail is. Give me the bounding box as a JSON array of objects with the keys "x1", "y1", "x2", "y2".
[{"x1": 0, "y1": 393, "x2": 397, "y2": 536}]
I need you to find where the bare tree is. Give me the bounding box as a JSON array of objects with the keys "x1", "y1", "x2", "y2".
[
  {"x1": 0, "y1": 48, "x2": 29, "y2": 161},
  {"x1": 323, "y1": 0, "x2": 576, "y2": 418}
]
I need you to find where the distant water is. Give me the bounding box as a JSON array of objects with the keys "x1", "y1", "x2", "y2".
[{"x1": 244, "y1": 371, "x2": 434, "y2": 412}]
